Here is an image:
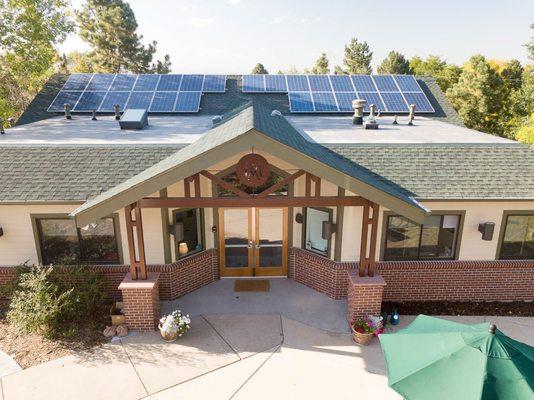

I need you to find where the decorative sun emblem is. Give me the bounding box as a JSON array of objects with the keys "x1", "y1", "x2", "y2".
[{"x1": 236, "y1": 153, "x2": 270, "y2": 188}]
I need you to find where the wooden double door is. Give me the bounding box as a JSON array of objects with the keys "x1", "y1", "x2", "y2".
[{"x1": 219, "y1": 208, "x2": 288, "y2": 277}]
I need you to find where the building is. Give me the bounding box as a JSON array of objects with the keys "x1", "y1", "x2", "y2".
[{"x1": 0, "y1": 73, "x2": 533, "y2": 330}]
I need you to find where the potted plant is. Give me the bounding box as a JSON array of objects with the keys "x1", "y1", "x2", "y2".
[
  {"x1": 158, "y1": 310, "x2": 191, "y2": 342},
  {"x1": 351, "y1": 315, "x2": 384, "y2": 345}
]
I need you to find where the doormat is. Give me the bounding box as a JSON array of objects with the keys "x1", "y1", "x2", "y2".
[{"x1": 234, "y1": 279, "x2": 270, "y2": 292}]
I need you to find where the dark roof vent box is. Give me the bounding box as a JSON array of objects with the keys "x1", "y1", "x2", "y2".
[{"x1": 119, "y1": 109, "x2": 149, "y2": 130}]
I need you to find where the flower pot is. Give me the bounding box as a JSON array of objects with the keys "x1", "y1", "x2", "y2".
[
  {"x1": 351, "y1": 326, "x2": 374, "y2": 345},
  {"x1": 159, "y1": 326, "x2": 179, "y2": 342}
]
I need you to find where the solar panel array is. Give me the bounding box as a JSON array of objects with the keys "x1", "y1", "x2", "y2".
[
  {"x1": 48, "y1": 74, "x2": 227, "y2": 113},
  {"x1": 242, "y1": 74, "x2": 434, "y2": 114}
]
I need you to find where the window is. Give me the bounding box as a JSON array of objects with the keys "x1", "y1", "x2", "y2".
[
  {"x1": 36, "y1": 216, "x2": 120, "y2": 265},
  {"x1": 499, "y1": 214, "x2": 534, "y2": 260},
  {"x1": 303, "y1": 207, "x2": 332, "y2": 257},
  {"x1": 173, "y1": 208, "x2": 203, "y2": 259},
  {"x1": 383, "y1": 214, "x2": 461, "y2": 261},
  {"x1": 217, "y1": 169, "x2": 288, "y2": 196}
]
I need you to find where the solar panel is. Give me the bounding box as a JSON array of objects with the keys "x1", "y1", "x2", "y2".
[
  {"x1": 126, "y1": 92, "x2": 153, "y2": 110},
  {"x1": 134, "y1": 75, "x2": 159, "y2": 91},
  {"x1": 202, "y1": 75, "x2": 226, "y2": 92},
  {"x1": 288, "y1": 92, "x2": 314, "y2": 112},
  {"x1": 403, "y1": 92, "x2": 435, "y2": 112},
  {"x1": 63, "y1": 74, "x2": 92, "y2": 90},
  {"x1": 175, "y1": 92, "x2": 202, "y2": 112},
  {"x1": 357, "y1": 92, "x2": 385, "y2": 112},
  {"x1": 329, "y1": 75, "x2": 354, "y2": 92},
  {"x1": 242, "y1": 75, "x2": 264, "y2": 92},
  {"x1": 110, "y1": 75, "x2": 136, "y2": 91},
  {"x1": 180, "y1": 74, "x2": 203, "y2": 91},
  {"x1": 380, "y1": 92, "x2": 409, "y2": 112},
  {"x1": 74, "y1": 91, "x2": 106, "y2": 111},
  {"x1": 287, "y1": 75, "x2": 310, "y2": 92},
  {"x1": 334, "y1": 92, "x2": 358, "y2": 112},
  {"x1": 150, "y1": 92, "x2": 177, "y2": 112},
  {"x1": 351, "y1": 75, "x2": 376, "y2": 92},
  {"x1": 86, "y1": 74, "x2": 114, "y2": 91},
  {"x1": 265, "y1": 75, "x2": 287, "y2": 92},
  {"x1": 308, "y1": 75, "x2": 332, "y2": 92},
  {"x1": 157, "y1": 74, "x2": 182, "y2": 91},
  {"x1": 48, "y1": 91, "x2": 83, "y2": 112},
  {"x1": 393, "y1": 75, "x2": 422, "y2": 92},
  {"x1": 371, "y1": 75, "x2": 399, "y2": 92},
  {"x1": 312, "y1": 92, "x2": 338, "y2": 112},
  {"x1": 99, "y1": 91, "x2": 130, "y2": 112}
]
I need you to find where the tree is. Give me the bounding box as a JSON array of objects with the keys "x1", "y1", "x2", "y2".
[
  {"x1": 526, "y1": 23, "x2": 534, "y2": 62},
  {"x1": 151, "y1": 54, "x2": 172, "y2": 74},
  {"x1": 311, "y1": 53, "x2": 330, "y2": 74},
  {"x1": 409, "y1": 55, "x2": 461, "y2": 92},
  {"x1": 251, "y1": 63, "x2": 268, "y2": 74},
  {"x1": 377, "y1": 51, "x2": 411, "y2": 74},
  {"x1": 446, "y1": 55, "x2": 507, "y2": 135},
  {"x1": 77, "y1": 0, "x2": 170, "y2": 73},
  {"x1": 0, "y1": 0, "x2": 75, "y2": 121},
  {"x1": 277, "y1": 65, "x2": 299, "y2": 74},
  {"x1": 335, "y1": 38, "x2": 372, "y2": 74},
  {"x1": 501, "y1": 59, "x2": 523, "y2": 92},
  {"x1": 62, "y1": 51, "x2": 96, "y2": 73}
]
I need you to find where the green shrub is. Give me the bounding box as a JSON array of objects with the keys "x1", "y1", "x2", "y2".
[{"x1": 7, "y1": 265, "x2": 107, "y2": 338}]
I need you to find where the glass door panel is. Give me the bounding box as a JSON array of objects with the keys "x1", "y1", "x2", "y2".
[
  {"x1": 255, "y1": 208, "x2": 287, "y2": 276},
  {"x1": 219, "y1": 208, "x2": 253, "y2": 276}
]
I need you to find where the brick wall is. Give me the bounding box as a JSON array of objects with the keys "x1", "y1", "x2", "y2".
[
  {"x1": 119, "y1": 272, "x2": 160, "y2": 331},
  {"x1": 346, "y1": 272, "x2": 386, "y2": 323},
  {"x1": 0, "y1": 249, "x2": 219, "y2": 302},
  {"x1": 291, "y1": 247, "x2": 534, "y2": 302}
]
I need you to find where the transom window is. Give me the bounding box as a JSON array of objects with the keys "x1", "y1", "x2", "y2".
[
  {"x1": 173, "y1": 208, "x2": 204, "y2": 259},
  {"x1": 499, "y1": 214, "x2": 534, "y2": 260},
  {"x1": 303, "y1": 207, "x2": 332, "y2": 257},
  {"x1": 383, "y1": 214, "x2": 461, "y2": 261},
  {"x1": 35, "y1": 216, "x2": 120, "y2": 265}
]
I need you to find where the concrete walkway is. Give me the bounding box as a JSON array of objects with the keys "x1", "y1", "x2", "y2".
[
  {"x1": 0, "y1": 351, "x2": 21, "y2": 379},
  {"x1": 161, "y1": 278, "x2": 350, "y2": 333},
  {"x1": 1, "y1": 314, "x2": 533, "y2": 400}
]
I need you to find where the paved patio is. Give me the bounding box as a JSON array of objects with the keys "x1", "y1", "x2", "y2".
[
  {"x1": 161, "y1": 278, "x2": 350, "y2": 333},
  {"x1": 1, "y1": 312, "x2": 533, "y2": 400}
]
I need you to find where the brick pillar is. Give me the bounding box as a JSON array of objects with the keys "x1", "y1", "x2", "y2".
[
  {"x1": 346, "y1": 271, "x2": 386, "y2": 324},
  {"x1": 119, "y1": 272, "x2": 160, "y2": 331}
]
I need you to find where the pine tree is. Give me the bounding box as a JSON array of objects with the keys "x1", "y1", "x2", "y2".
[
  {"x1": 335, "y1": 38, "x2": 372, "y2": 74},
  {"x1": 77, "y1": 0, "x2": 170, "y2": 73},
  {"x1": 501, "y1": 59, "x2": 523, "y2": 92},
  {"x1": 526, "y1": 23, "x2": 534, "y2": 62},
  {"x1": 151, "y1": 54, "x2": 172, "y2": 74},
  {"x1": 447, "y1": 55, "x2": 507, "y2": 135},
  {"x1": 311, "y1": 53, "x2": 330, "y2": 74},
  {"x1": 377, "y1": 51, "x2": 411, "y2": 74},
  {"x1": 251, "y1": 63, "x2": 268, "y2": 74}
]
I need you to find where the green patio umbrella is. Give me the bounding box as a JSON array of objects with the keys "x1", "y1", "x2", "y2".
[{"x1": 379, "y1": 315, "x2": 534, "y2": 400}]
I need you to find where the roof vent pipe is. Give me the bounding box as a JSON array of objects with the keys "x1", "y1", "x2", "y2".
[
  {"x1": 212, "y1": 115, "x2": 222, "y2": 126},
  {"x1": 92, "y1": 109, "x2": 97, "y2": 121},
  {"x1": 407, "y1": 104, "x2": 416, "y2": 126},
  {"x1": 352, "y1": 99, "x2": 365, "y2": 125},
  {"x1": 114, "y1": 104, "x2": 121, "y2": 120},
  {"x1": 393, "y1": 115, "x2": 398, "y2": 125},
  {"x1": 64, "y1": 104, "x2": 72, "y2": 120},
  {"x1": 369, "y1": 104, "x2": 376, "y2": 118},
  {"x1": 271, "y1": 109, "x2": 282, "y2": 117},
  {"x1": 0, "y1": 118, "x2": 4, "y2": 134}
]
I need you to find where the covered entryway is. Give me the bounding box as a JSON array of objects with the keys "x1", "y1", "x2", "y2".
[{"x1": 219, "y1": 207, "x2": 288, "y2": 277}]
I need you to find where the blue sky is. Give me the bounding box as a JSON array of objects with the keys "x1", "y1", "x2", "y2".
[{"x1": 60, "y1": 0, "x2": 534, "y2": 73}]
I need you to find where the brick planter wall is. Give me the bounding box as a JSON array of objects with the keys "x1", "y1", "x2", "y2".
[
  {"x1": 119, "y1": 272, "x2": 160, "y2": 331},
  {"x1": 0, "y1": 249, "x2": 219, "y2": 302},
  {"x1": 346, "y1": 272, "x2": 387, "y2": 323},
  {"x1": 290, "y1": 247, "x2": 534, "y2": 302}
]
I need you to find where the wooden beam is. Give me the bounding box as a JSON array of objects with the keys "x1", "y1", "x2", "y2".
[
  {"x1": 124, "y1": 202, "x2": 148, "y2": 280},
  {"x1": 134, "y1": 205, "x2": 148, "y2": 280},
  {"x1": 124, "y1": 204, "x2": 138, "y2": 280},
  {"x1": 199, "y1": 170, "x2": 249, "y2": 198},
  {"x1": 333, "y1": 187, "x2": 345, "y2": 262},
  {"x1": 359, "y1": 200, "x2": 379, "y2": 277},
  {"x1": 256, "y1": 169, "x2": 305, "y2": 198},
  {"x1": 138, "y1": 195, "x2": 365, "y2": 209}
]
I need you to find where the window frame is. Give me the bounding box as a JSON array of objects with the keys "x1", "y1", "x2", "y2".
[
  {"x1": 301, "y1": 206, "x2": 333, "y2": 258},
  {"x1": 172, "y1": 207, "x2": 205, "y2": 261},
  {"x1": 496, "y1": 210, "x2": 534, "y2": 260},
  {"x1": 31, "y1": 213, "x2": 123, "y2": 265},
  {"x1": 380, "y1": 210, "x2": 464, "y2": 261}
]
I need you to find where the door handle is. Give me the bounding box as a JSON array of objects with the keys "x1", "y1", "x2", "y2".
[{"x1": 247, "y1": 241, "x2": 254, "y2": 249}]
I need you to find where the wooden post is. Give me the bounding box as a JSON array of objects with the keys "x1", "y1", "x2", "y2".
[
  {"x1": 359, "y1": 200, "x2": 379, "y2": 277},
  {"x1": 124, "y1": 202, "x2": 148, "y2": 280}
]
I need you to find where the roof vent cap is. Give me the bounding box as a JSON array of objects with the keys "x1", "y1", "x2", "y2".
[
  {"x1": 212, "y1": 115, "x2": 223, "y2": 126},
  {"x1": 270, "y1": 110, "x2": 282, "y2": 117},
  {"x1": 119, "y1": 109, "x2": 149, "y2": 130}
]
